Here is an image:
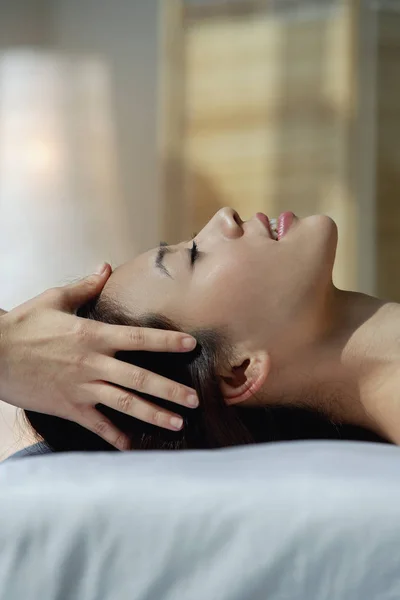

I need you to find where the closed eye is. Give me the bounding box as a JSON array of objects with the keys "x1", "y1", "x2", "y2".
[{"x1": 190, "y1": 240, "x2": 199, "y2": 266}]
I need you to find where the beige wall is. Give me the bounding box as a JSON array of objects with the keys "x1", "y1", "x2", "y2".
[
  {"x1": 375, "y1": 12, "x2": 400, "y2": 301},
  {"x1": 165, "y1": 2, "x2": 361, "y2": 292},
  {"x1": 0, "y1": 0, "x2": 53, "y2": 48},
  {"x1": 52, "y1": 0, "x2": 162, "y2": 252}
]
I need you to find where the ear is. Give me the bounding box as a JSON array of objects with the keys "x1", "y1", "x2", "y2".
[{"x1": 219, "y1": 352, "x2": 271, "y2": 406}]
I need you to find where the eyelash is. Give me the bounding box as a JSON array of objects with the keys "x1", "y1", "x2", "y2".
[
  {"x1": 190, "y1": 232, "x2": 199, "y2": 266},
  {"x1": 190, "y1": 240, "x2": 199, "y2": 266}
]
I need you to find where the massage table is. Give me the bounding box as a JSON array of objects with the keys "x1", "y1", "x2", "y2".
[{"x1": 1, "y1": 440, "x2": 399, "y2": 599}]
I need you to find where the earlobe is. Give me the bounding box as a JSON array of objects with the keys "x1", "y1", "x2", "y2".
[{"x1": 219, "y1": 352, "x2": 271, "y2": 406}]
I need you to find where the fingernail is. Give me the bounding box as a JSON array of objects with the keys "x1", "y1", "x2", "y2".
[
  {"x1": 181, "y1": 336, "x2": 196, "y2": 350},
  {"x1": 170, "y1": 416, "x2": 183, "y2": 430},
  {"x1": 95, "y1": 262, "x2": 107, "y2": 275},
  {"x1": 187, "y1": 394, "x2": 199, "y2": 408}
]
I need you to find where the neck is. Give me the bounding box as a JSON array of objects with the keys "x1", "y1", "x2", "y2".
[{"x1": 266, "y1": 288, "x2": 400, "y2": 443}]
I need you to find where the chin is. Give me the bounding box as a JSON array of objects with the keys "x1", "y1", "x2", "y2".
[
  {"x1": 299, "y1": 215, "x2": 338, "y2": 279},
  {"x1": 303, "y1": 214, "x2": 338, "y2": 245}
]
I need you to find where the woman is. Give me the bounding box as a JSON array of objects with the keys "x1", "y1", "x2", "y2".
[{"x1": 23, "y1": 208, "x2": 400, "y2": 451}]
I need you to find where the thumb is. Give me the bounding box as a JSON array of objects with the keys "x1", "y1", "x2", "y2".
[{"x1": 60, "y1": 262, "x2": 112, "y2": 311}]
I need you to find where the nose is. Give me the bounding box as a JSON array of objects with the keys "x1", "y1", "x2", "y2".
[{"x1": 217, "y1": 207, "x2": 243, "y2": 239}]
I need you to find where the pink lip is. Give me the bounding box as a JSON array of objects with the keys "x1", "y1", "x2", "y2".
[
  {"x1": 277, "y1": 212, "x2": 295, "y2": 240},
  {"x1": 255, "y1": 212, "x2": 274, "y2": 239}
]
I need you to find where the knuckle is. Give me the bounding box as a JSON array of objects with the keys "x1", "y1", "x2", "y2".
[
  {"x1": 116, "y1": 391, "x2": 134, "y2": 415},
  {"x1": 129, "y1": 327, "x2": 145, "y2": 348},
  {"x1": 116, "y1": 434, "x2": 130, "y2": 451},
  {"x1": 167, "y1": 384, "x2": 181, "y2": 402},
  {"x1": 84, "y1": 276, "x2": 100, "y2": 292},
  {"x1": 152, "y1": 410, "x2": 165, "y2": 427},
  {"x1": 163, "y1": 336, "x2": 175, "y2": 352},
  {"x1": 75, "y1": 352, "x2": 90, "y2": 370},
  {"x1": 43, "y1": 287, "x2": 63, "y2": 305},
  {"x1": 74, "y1": 321, "x2": 92, "y2": 342},
  {"x1": 93, "y1": 419, "x2": 111, "y2": 438},
  {"x1": 130, "y1": 368, "x2": 147, "y2": 392}
]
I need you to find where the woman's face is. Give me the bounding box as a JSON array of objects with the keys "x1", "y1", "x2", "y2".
[{"x1": 104, "y1": 208, "x2": 338, "y2": 354}]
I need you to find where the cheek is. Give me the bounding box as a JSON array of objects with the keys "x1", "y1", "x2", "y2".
[{"x1": 187, "y1": 257, "x2": 260, "y2": 327}]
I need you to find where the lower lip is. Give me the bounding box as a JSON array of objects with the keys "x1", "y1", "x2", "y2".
[{"x1": 277, "y1": 212, "x2": 295, "y2": 240}]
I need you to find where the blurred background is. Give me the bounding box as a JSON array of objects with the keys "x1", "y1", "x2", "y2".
[{"x1": 1, "y1": 0, "x2": 399, "y2": 457}]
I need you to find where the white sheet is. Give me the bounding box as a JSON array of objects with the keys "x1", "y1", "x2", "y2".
[{"x1": 1, "y1": 440, "x2": 400, "y2": 600}]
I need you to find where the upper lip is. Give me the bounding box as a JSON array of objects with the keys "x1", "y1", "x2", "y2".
[{"x1": 254, "y1": 212, "x2": 275, "y2": 239}]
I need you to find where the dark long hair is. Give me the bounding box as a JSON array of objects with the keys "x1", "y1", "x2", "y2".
[{"x1": 25, "y1": 296, "x2": 389, "y2": 452}]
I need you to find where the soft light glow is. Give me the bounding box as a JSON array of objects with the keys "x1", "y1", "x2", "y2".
[{"x1": 0, "y1": 51, "x2": 135, "y2": 309}]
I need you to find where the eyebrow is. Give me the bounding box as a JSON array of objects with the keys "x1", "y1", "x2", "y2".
[{"x1": 155, "y1": 242, "x2": 173, "y2": 278}]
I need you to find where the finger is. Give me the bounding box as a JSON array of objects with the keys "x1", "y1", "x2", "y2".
[
  {"x1": 60, "y1": 263, "x2": 112, "y2": 311},
  {"x1": 92, "y1": 382, "x2": 184, "y2": 431},
  {"x1": 94, "y1": 355, "x2": 199, "y2": 408},
  {"x1": 93, "y1": 322, "x2": 197, "y2": 353},
  {"x1": 73, "y1": 406, "x2": 130, "y2": 451}
]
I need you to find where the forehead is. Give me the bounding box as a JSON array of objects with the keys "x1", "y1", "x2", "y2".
[{"x1": 101, "y1": 248, "x2": 179, "y2": 318}]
